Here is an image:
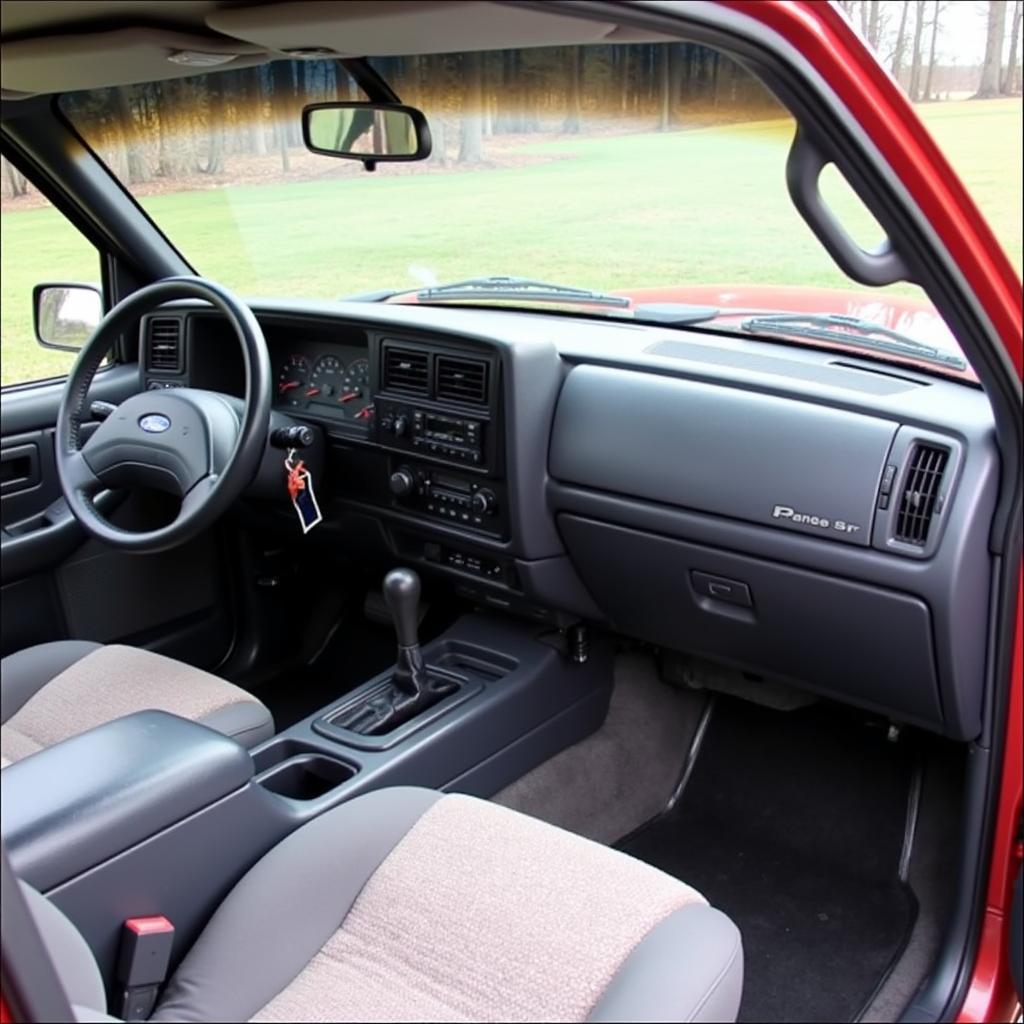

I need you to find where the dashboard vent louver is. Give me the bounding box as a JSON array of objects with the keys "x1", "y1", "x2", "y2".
[
  {"x1": 894, "y1": 443, "x2": 949, "y2": 546},
  {"x1": 148, "y1": 318, "x2": 182, "y2": 372},
  {"x1": 436, "y1": 356, "x2": 488, "y2": 405},
  {"x1": 383, "y1": 347, "x2": 429, "y2": 396}
]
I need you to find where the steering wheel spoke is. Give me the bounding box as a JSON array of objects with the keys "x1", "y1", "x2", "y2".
[
  {"x1": 63, "y1": 450, "x2": 103, "y2": 499},
  {"x1": 179, "y1": 474, "x2": 218, "y2": 520}
]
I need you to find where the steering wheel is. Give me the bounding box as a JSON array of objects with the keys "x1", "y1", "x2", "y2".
[{"x1": 56, "y1": 277, "x2": 272, "y2": 553}]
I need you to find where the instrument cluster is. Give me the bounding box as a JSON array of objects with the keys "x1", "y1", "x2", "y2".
[{"x1": 273, "y1": 341, "x2": 373, "y2": 427}]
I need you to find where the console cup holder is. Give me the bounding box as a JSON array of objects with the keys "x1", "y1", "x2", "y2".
[{"x1": 252, "y1": 739, "x2": 357, "y2": 800}]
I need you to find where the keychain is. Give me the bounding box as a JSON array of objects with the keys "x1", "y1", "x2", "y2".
[{"x1": 285, "y1": 449, "x2": 323, "y2": 534}]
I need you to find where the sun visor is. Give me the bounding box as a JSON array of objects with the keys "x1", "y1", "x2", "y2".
[
  {"x1": 1, "y1": 28, "x2": 269, "y2": 96},
  {"x1": 206, "y1": 1, "x2": 617, "y2": 56}
]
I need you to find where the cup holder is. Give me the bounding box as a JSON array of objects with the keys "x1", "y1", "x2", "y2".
[{"x1": 252, "y1": 739, "x2": 357, "y2": 801}]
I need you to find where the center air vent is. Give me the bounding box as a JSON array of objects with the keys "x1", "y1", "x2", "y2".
[
  {"x1": 383, "y1": 346, "x2": 429, "y2": 396},
  {"x1": 436, "y1": 356, "x2": 488, "y2": 405},
  {"x1": 148, "y1": 318, "x2": 182, "y2": 372},
  {"x1": 894, "y1": 443, "x2": 949, "y2": 546}
]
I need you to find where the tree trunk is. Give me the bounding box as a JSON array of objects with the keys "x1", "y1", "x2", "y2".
[
  {"x1": 205, "y1": 75, "x2": 227, "y2": 174},
  {"x1": 1002, "y1": 0, "x2": 1023, "y2": 93},
  {"x1": 658, "y1": 45, "x2": 671, "y2": 129},
  {"x1": 272, "y1": 62, "x2": 292, "y2": 172},
  {"x1": 3, "y1": 156, "x2": 28, "y2": 197},
  {"x1": 909, "y1": 1, "x2": 927, "y2": 100},
  {"x1": 924, "y1": 0, "x2": 942, "y2": 101},
  {"x1": 563, "y1": 47, "x2": 581, "y2": 133},
  {"x1": 113, "y1": 87, "x2": 150, "y2": 184},
  {"x1": 458, "y1": 52, "x2": 483, "y2": 163},
  {"x1": 891, "y1": 1, "x2": 911, "y2": 85},
  {"x1": 246, "y1": 69, "x2": 268, "y2": 155},
  {"x1": 868, "y1": 0, "x2": 882, "y2": 48},
  {"x1": 976, "y1": 0, "x2": 1007, "y2": 97}
]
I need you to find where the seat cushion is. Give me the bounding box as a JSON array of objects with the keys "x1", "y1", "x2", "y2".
[
  {"x1": 0, "y1": 642, "x2": 273, "y2": 765},
  {"x1": 153, "y1": 787, "x2": 742, "y2": 1023}
]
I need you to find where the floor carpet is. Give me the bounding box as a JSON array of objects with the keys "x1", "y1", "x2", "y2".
[{"x1": 618, "y1": 697, "x2": 918, "y2": 1023}]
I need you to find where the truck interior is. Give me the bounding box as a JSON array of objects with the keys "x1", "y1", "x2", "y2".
[{"x1": 0, "y1": 2, "x2": 1021, "y2": 1023}]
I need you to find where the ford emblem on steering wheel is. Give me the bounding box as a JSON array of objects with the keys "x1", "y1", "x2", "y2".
[{"x1": 139, "y1": 413, "x2": 171, "y2": 433}]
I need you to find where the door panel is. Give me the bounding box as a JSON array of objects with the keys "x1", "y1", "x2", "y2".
[{"x1": 0, "y1": 365, "x2": 234, "y2": 668}]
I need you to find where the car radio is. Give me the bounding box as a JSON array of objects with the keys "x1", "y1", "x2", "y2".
[
  {"x1": 387, "y1": 460, "x2": 506, "y2": 537},
  {"x1": 374, "y1": 400, "x2": 487, "y2": 467}
]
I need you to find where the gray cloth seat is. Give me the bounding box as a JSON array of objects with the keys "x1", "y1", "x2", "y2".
[
  {"x1": 25, "y1": 786, "x2": 744, "y2": 1023},
  {"x1": 1, "y1": 641, "x2": 273, "y2": 766}
]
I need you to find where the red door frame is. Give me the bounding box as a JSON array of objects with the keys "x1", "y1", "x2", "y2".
[{"x1": 717, "y1": 3, "x2": 1023, "y2": 1020}]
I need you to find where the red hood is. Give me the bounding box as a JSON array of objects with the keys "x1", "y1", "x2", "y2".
[{"x1": 614, "y1": 284, "x2": 975, "y2": 382}]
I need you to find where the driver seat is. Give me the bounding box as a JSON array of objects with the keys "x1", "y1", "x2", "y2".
[{"x1": 0, "y1": 641, "x2": 274, "y2": 767}]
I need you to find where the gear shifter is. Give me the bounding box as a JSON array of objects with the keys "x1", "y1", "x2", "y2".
[
  {"x1": 333, "y1": 567, "x2": 458, "y2": 735},
  {"x1": 383, "y1": 568, "x2": 427, "y2": 697}
]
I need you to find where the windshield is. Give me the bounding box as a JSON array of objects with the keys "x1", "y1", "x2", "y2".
[{"x1": 53, "y1": 45, "x2": 1019, "y2": 377}]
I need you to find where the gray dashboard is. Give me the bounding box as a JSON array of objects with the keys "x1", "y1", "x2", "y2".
[{"x1": 141, "y1": 298, "x2": 999, "y2": 742}]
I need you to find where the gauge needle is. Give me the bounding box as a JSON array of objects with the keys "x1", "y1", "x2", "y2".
[
  {"x1": 279, "y1": 381, "x2": 300, "y2": 393},
  {"x1": 356, "y1": 406, "x2": 373, "y2": 420},
  {"x1": 305, "y1": 387, "x2": 321, "y2": 397},
  {"x1": 339, "y1": 392, "x2": 358, "y2": 403}
]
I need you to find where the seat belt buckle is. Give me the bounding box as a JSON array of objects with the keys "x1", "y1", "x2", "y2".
[{"x1": 116, "y1": 916, "x2": 174, "y2": 1021}]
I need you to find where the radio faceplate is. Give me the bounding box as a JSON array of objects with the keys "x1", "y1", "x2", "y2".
[
  {"x1": 387, "y1": 459, "x2": 507, "y2": 538},
  {"x1": 374, "y1": 398, "x2": 490, "y2": 469}
]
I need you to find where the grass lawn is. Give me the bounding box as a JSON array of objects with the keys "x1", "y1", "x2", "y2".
[{"x1": 2, "y1": 97, "x2": 1020, "y2": 386}]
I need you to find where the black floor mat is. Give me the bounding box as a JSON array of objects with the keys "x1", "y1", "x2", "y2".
[{"x1": 618, "y1": 697, "x2": 917, "y2": 1023}]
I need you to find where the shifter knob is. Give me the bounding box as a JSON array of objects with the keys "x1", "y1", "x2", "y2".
[{"x1": 383, "y1": 568, "x2": 421, "y2": 649}]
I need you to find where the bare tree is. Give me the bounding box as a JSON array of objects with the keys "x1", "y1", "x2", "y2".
[
  {"x1": 909, "y1": 0, "x2": 928, "y2": 99},
  {"x1": 923, "y1": 0, "x2": 945, "y2": 101},
  {"x1": 860, "y1": 0, "x2": 870, "y2": 37},
  {"x1": 204, "y1": 75, "x2": 227, "y2": 174},
  {"x1": 868, "y1": 0, "x2": 883, "y2": 48},
  {"x1": 563, "y1": 47, "x2": 582, "y2": 133},
  {"x1": 658, "y1": 45, "x2": 672, "y2": 129},
  {"x1": 2, "y1": 155, "x2": 28, "y2": 198},
  {"x1": 891, "y1": 1, "x2": 912, "y2": 84},
  {"x1": 458, "y1": 52, "x2": 483, "y2": 163},
  {"x1": 1003, "y1": 0, "x2": 1023, "y2": 94},
  {"x1": 976, "y1": 0, "x2": 1007, "y2": 97}
]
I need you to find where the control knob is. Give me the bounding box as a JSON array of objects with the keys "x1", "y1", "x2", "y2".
[
  {"x1": 393, "y1": 414, "x2": 409, "y2": 437},
  {"x1": 471, "y1": 488, "x2": 496, "y2": 516},
  {"x1": 389, "y1": 467, "x2": 416, "y2": 498}
]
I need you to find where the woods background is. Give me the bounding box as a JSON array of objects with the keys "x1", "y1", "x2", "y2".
[{"x1": 3, "y1": 0, "x2": 1022, "y2": 200}]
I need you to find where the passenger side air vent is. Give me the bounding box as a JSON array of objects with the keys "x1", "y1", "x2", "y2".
[
  {"x1": 436, "y1": 356, "x2": 488, "y2": 405},
  {"x1": 148, "y1": 318, "x2": 182, "y2": 372},
  {"x1": 894, "y1": 443, "x2": 949, "y2": 546},
  {"x1": 383, "y1": 346, "x2": 429, "y2": 396}
]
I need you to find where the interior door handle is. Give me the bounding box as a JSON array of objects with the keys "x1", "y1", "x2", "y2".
[{"x1": 0, "y1": 443, "x2": 41, "y2": 495}]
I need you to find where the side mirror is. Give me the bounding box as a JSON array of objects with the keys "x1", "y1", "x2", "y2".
[
  {"x1": 33, "y1": 283, "x2": 103, "y2": 352},
  {"x1": 302, "y1": 102, "x2": 431, "y2": 169}
]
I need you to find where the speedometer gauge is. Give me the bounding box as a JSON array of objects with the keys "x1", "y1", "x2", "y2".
[
  {"x1": 338, "y1": 358, "x2": 372, "y2": 420},
  {"x1": 277, "y1": 354, "x2": 310, "y2": 407},
  {"x1": 308, "y1": 354, "x2": 345, "y2": 404}
]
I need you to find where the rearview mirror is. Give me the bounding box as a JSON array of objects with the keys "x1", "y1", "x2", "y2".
[
  {"x1": 33, "y1": 283, "x2": 103, "y2": 352},
  {"x1": 302, "y1": 102, "x2": 431, "y2": 168}
]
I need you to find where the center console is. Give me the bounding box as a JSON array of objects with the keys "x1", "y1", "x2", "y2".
[{"x1": 1, "y1": 568, "x2": 613, "y2": 994}]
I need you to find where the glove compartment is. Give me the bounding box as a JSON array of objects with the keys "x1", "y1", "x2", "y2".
[{"x1": 558, "y1": 514, "x2": 943, "y2": 730}]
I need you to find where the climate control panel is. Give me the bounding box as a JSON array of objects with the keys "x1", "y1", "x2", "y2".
[
  {"x1": 374, "y1": 399, "x2": 490, "y2": 469},
  {"x1": 387, "y1": 460, "x2": 506, "y2": 537}
]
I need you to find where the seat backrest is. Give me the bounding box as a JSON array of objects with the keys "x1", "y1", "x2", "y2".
[{"x1": 1, "y1": 842, "x2": 117, "y2": 1022}]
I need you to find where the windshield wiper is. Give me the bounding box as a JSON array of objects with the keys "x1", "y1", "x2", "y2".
[
  {"x1": 346, "y1": 275, "x2": 631, "y2": 308},
  {"x1": 740, "y1": 313, "x2": 967, "y2": 371}
]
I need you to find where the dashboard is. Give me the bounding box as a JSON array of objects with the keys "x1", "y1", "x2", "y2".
[{"x1": 138, "y1": 298, "x2": 1000, "y2": 744}]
